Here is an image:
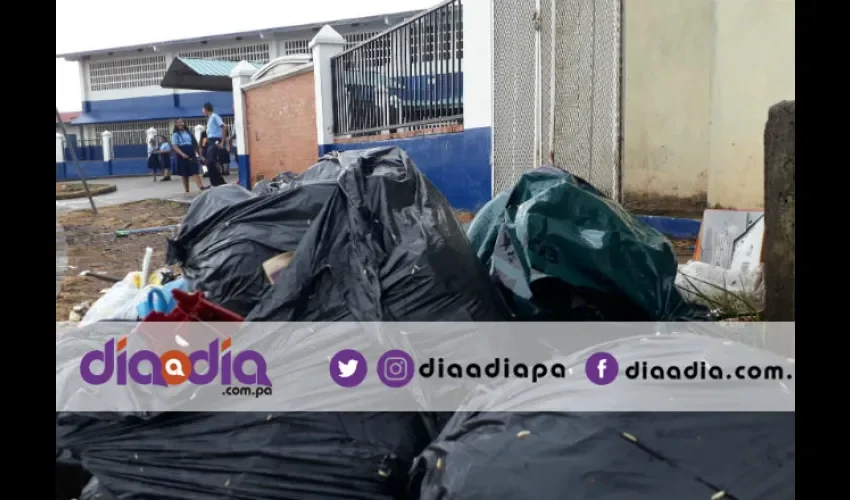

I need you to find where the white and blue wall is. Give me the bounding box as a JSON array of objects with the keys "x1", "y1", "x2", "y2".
[{"x1": 313, "y1": 0, "x2": 493, "y2": 212}]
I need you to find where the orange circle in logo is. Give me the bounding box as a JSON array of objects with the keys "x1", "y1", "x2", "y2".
[{"x1": 160, "y1": 350, "x2": 192, "y2": 385}]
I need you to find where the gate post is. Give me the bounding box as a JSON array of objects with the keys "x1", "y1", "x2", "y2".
[{"x1": 763, "y1": 100, "x2": 795, "y2": 321}]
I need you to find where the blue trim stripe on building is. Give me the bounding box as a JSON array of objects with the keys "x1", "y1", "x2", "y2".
[{"x1": 75, "y1": 91, "x2": 234, "y2": 125}]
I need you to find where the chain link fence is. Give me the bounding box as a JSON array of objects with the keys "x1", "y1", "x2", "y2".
[
  {"x1": 492, "y1": 0, "x2": 538, "y2": 196},
  {"x1": 493, "y1": 0, "x2": 622, "y2": 199}
]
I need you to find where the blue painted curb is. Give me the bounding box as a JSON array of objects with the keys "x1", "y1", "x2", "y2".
[{"x1": 636, "y1": 215, "x2": 702, "y2": 239}]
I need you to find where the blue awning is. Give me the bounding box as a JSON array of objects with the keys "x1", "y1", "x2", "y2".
[{"x1": 72, "y1": 108, "x2": 208, "y2": 125}]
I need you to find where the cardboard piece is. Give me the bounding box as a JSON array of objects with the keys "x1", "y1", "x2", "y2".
[
  {"x1": 694, "y1": 209, "x2": 764, "y2": 269},
  {"x1": 263, "y1": 252, "x2": 295, "y2": 284}
]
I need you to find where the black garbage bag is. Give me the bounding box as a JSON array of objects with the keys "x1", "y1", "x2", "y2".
[
  {"x1": 251, "y1": 157, "x2": 342, "y2": 196},
  {"x1": 56, "y1": 411, "x2": 438, "y2": 500},
  {"x1": 412, "y1": 333, "x2": 795, "y2": 500},
  {"x1": 247, "y1": 146, "x2": 509, "y2": 322},
  {"x1": 466, "y1": 165, "x2": 696, "y2": 320},
  {"x1": 167, "y1": 177, "x2": 338, "y2": 317}
]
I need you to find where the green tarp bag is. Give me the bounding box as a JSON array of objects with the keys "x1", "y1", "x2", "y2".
[{"x1": 467, "y1": 165, "x2": 695, "y2": 321}]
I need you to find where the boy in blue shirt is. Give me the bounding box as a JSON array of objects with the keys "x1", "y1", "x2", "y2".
[{"x1": 202, "y1": 102, "x2": 227, "y2": 187}]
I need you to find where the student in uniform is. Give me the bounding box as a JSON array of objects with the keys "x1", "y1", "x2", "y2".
[
  {"x1": 156, "y1": 136, "x2": 173, "y2": 181},
  {"x1": 170, "y1": 119, "x2": 208, "y2": 193},
  {"x1": 202, "y1": 102, "x2": 227, "y2": 187}
]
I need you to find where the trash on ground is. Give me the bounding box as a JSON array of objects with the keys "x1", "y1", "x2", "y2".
[
  {"x1": 466, "y1": 165, "x2": 697, "y2": 321},
  {"x1": 67, "y1": 301, "x2": 90, "y2": 322},
  {"x1": 676, "y1": 260, "x2": 764, "y2": 312},
  {"x1": 114, "y1": 224, "x2": 180, "y2": 237},
  {"x1": 78, "y1": 248, "x2": 179, "y2": 325},
  {"x1": 78, "y1": 270, "x2": 122, "y2": 283},
  {"x1": 56, "y1": 147, "x2": 789, "y2": 500},
  {"x1": 694, "y1": 209, "x2": 764, "y2": 270},
  {"x1": 677, "y1": 209, "x2": 766, "y2": 313}
]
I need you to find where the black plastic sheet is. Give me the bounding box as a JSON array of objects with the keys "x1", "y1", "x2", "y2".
[
  {"x1": 466, "y1": 165, "x2": 697, "y2": 320},
  {"x1": 56, "y1": 411, "x2": 438, "y2": 500},
  {"x1": 247, "y1": 147, "x2": 509, "y2": 322},
  {"x1": 412, "y1": 334, "x2": 795, "y2": 500}
]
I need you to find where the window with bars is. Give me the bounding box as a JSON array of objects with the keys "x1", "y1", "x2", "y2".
[
  {"x1": 95, "y1": 121, "x2": 171, "y2": 145},
  {"x1": 409, "y1": 8, "x2": 463, "y2": 64},
  {"x1": 88, "y1": 55, "x2": 168, "y2": 92},
  {"x1": 178, "y1": 44, "x2": 270, "y2": 63},
  {"x1": 183, "y1": 116, "x2": 235, "y2": 135},
  {"x1": 282, "y1": 39, "x2": 311, "y2": 55}
]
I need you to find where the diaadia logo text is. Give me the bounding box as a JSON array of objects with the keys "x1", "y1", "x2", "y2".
[{"x1": 79, "y1": 336, "x2": 272, "y2": 387}]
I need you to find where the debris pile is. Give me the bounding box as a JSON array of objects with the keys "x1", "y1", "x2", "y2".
[{"x1": 56, "y1": 149, "x2": 793, "y2": 500}]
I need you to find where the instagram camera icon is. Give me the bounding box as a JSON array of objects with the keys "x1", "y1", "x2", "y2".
[
  {"x1": 377, "y1": 350, "x2": 415, "y2": 388},
  {"x1": 383, "y1": 357, "x2": 408, "y2": 381}
]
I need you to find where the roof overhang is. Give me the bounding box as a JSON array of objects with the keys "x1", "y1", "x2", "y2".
[
  {"x1": 160, "y1": 58, "x2": 247, "y2": 92},
  {"x1": 55, "y1": 9, "x2": 424, "y2": 61}
]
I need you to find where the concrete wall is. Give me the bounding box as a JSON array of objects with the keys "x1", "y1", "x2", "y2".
[
  {"x1": 245, "y1": 71, "x2": 318, "y2": 183},
  {"x1": 622, "y1": 0, "x2": 794, "y2": 211},
  {"x1": 707, "y1": 0, "x2": 795, "y2": 209},
  {"x1": 622, "y1": 0, "x2": 714, "y2": 211}
]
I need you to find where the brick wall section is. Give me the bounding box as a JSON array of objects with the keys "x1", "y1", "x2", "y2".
[
  {"x1": 334, "y1": 125, "x2": 464, "y2": 144},
  {"x1": 244, "y1": 71, "x2": 318, "y2": 185}
]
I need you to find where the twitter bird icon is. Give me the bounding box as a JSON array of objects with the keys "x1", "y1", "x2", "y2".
[
  {"x1": 338, "y1": 359, "x2": 358, "y2": 378},
  {"x1": 330, "y1": 349, "x2": 368, "y2": 387}
]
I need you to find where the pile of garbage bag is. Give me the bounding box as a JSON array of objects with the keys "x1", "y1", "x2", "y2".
[{"x1": 57, "y1": 150, "x2": 793, "y2": 500}]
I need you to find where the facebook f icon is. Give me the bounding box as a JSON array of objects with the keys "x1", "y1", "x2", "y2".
[{"x1": 586, "y1": 352, "x2": 618, "y2": 385}]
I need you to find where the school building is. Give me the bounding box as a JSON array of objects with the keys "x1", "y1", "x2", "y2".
[
  {"x1": 57, "y1": 0, "x2": 794, "y2": 212},
  {"x1": 55, "y1": 10, "x2": 423, "y2": 170}
]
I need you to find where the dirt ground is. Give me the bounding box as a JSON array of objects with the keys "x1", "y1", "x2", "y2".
[
  {"x1": 56, "y1": 199, "x2": 189, "y2": 321},
  {"x1": 671, "y1": 237, "x2": 697, "y2": 263}
]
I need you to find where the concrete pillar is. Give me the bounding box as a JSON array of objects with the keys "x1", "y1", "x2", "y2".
[
  {"x1": 194, "y1": 124, "x2": 205, "y2": 144},
  {"x1": 310, "y1": 25, "x2": 347, "y2": 149},
  {"x1": 763, "y1": 100, "x2": 795, "y2": 321},
  {"x1": 101, "y1": 130, "x2": 113, "y2": 162},
  {"x1": 56, "y1": 133, "x2": 65, "y2": 163},
  {"x1": 146, "y1": 127, "x2": 157, "y2": 146},
  {"x1": 231, "y1": 60, "x2": 259, "y2": 188}
]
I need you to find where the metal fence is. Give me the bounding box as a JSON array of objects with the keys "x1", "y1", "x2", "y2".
[
  {"x1": 331, "y1": 0, "x2": 464, "y2": 137},
  {"x1": 492, "y1": 0, "x2": 622, "y2": 200}
]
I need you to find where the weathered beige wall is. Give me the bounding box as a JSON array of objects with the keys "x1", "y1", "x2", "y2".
[
  {"x1": 622, "y1": 0, "x2": 795, "y2": 211},
  {"x1": 707, "y1": 0, "x2": 795, "y2": 209},
  {"x1": 622, "y1": 0, "x2": 714, "y2": 208}
]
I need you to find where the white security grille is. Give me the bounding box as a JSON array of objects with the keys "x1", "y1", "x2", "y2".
[
  {"x1": 96, "y1": 121, "x2": 170, "y2": 145},
  {"x1": 178, "y1": 43, "x2": 270, "y2": 63},
  {"x1": 283, "y1": 39, "x2": 311, "y2": 55},
  {"x1": 492, "y1": 0, "x2": 621, "y2": 199},
  {"x1": 89, "y1": 55, "x2": 168, "y2": 91},
  {"x1": 183, "y1": 116, "x2": 235, "y2": 134}
]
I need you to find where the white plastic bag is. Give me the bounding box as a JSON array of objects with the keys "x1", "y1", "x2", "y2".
[
  {"x1": 675, "y1": 260, "x2": 764, "y2": 306},
  {"x1": 79, "y1": 247, "x2": 157, "y2": 326},
  {"x1": 79, "y1": 273, "x2": 147, "y2": 326}
]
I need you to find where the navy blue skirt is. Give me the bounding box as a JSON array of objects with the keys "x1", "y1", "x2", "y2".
[
  {"x1": 147, "y1": 154, "x2": 160, "y2": 171},
  {"x1": 174, "y1": 144, "x2": 200, "y2": 177}
]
